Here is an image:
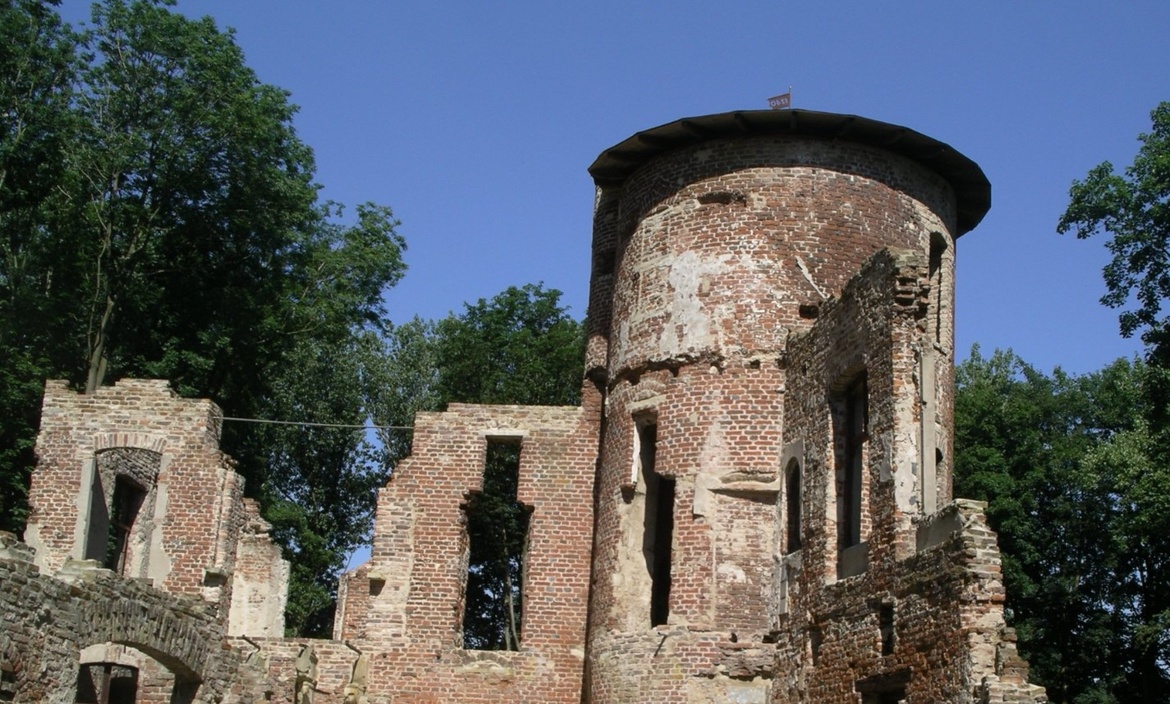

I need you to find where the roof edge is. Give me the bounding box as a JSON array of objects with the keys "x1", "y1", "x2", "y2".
[{"x1": 589, "y1": 109, "x2": 991, "y2": 235}]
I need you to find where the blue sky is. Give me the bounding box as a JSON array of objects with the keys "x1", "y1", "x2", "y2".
[{"x1": 61, "y1": 1, "x2": 1170, "y2": 374}]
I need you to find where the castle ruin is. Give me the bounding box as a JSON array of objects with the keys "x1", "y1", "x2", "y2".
[{"x1": 0, "y1": 109, "x2": 1048, "y2": 703}]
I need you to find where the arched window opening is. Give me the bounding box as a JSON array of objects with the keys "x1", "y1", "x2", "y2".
[{"x1": 84, "y1": 448, "x2": 161, "y2": 577}]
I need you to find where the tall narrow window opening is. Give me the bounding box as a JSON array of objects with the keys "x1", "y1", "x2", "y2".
[
  {"x1": 785, "y1": 459, "x2": 802, "y2": 554},
  {"x1": 639, "y1": 422, "x2": 674, "y2": 627},
  {"x1": 839, "y1": 376, "x2": 868, "y2": 551},
  {"x1": 463, "y1": 439, "x2": 530, "y2": 650},
  {"x1": 880, "y1": 603, "x2": 896, "y2": 655},
  {"x1": 105, "y1": 477, "x2": 146, "y2": 575}
]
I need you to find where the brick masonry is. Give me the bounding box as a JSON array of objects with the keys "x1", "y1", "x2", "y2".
[
  {"x1": 1, "y1": 109, "x2": 1045, "y2": 703},
  {"x1": 581, "y1": 111, "x2": 1043, "y2": 703}
]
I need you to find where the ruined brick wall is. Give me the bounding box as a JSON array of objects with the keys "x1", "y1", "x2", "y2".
[
  {"x1": 4, "y1": 109, "x2": 1046, "y2": 704},
  {"x1": 12, "y1": 379, "x2": 288, "y2": 703},
  {"x1": 327, "y1": 394, "x2": 601, "y2": 703},
  {"x1": 26, "y1": 379, "x2": 244, "y2": 603},
  {"x1": 771, "y1": 248, "x2": 1007, "y2": 702},
  {"x1": 583, "y1": 116, "x2": 971, "y2": 703},
  {"x1": 0, "y1": 533, "x2": 269, "y2": 704}
]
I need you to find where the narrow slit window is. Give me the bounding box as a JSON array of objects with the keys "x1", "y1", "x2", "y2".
[
  {"x1": 880, "y1": 603, "x2": 896, "y2": 655},
  {"x1": 462, "y1": 439, "x2": 530, "y2": 650},
  {"x1": 639, "y1": 422, "x2": 674, "y2": 627},
  {"x1": 928, "y1": 232, "x2": 948, "y2": 344},
  {"x1": 785, "y1": 459, "x2": 802, "y2": 554}
]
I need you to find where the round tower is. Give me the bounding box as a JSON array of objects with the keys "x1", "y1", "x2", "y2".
[{"x1": 582, "y1": 110, "x2": 990, "y2": 702}]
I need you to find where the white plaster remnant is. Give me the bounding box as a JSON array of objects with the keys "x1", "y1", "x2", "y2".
[
  {"x1": 795, "y1": 255, "x2": 828, "y2": 300},
  {"x1": 662, "y1": 250, "x2": 766, "y2": 357},
  {"x1": 717, "y1": 563, "x2": 747, "y2": 583}
]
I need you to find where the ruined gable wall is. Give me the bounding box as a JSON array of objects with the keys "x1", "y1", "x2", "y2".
[
  {"x1": 327, "y1": 393, "x2": 600, "y2": 703},
  {"x1": 26, "y1": 379, "x2": 243, "y2": 603},
  {"x1": 227, "y1": 499, "x2": 289, "y2": 639}
]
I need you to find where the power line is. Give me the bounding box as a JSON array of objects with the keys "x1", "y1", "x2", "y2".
[{"x1": 221, "y1": 416, "x2": 414, "y2": 432}]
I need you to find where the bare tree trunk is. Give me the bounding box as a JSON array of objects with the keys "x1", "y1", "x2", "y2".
[
  {"x1": 85, "y1": 294, "x2": 115, "y2": 392},
  {"x1": 502, "y1": 525, "x2": 520, "y2": 650},
  {"x1": 504, "y1": 567, "x2": 519, "y2": 651}
]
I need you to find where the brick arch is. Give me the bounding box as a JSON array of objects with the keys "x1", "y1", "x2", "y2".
[
  {"x1": 93, "y1": 432, "x2": 167, "y2": 455},
  {"x1": 73, "y1": 593, "x2": 211, "y2": 682},
  {"x1": 95, "y1": 446, "x2": 163, "y2": 485}
]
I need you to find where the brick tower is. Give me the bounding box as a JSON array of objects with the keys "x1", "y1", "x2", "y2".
[{"x1": 581, "y1": 110, "x2": 1043, "y2": 703}]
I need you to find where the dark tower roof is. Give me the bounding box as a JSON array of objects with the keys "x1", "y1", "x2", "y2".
[{"x1": 589, "y1": 109, "x2": 991, "y2": 235}]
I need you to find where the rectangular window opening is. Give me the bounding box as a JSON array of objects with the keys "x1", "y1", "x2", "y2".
[
  {"x1": 76, "y1": 664, "x2": 138, "y2": 704},
  {"x1": 462, "y1": 439, "x2": 530, "y2": 651},
  {"x1": 105, "y1": 477, "x2": 146, "y2": 574},
  {"x1": 861, "y1": 689, "x2": 906, "y2": 704},
  {"x1": 639, "y1": 422, "x2": 674, "y2": 627}
]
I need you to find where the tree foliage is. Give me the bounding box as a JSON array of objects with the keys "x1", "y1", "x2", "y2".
[
  {"x1": 0, "y1": 0, "x2": 80, "y2": 533},
  {"x1": 0, "y1": 0, "x2": 405, "y2": 635},
  {"x1": 954, "y1": 348, "x2": 1169, "y2": 702},
  {"x1": 432, "y1": 283, "x2": 585, "y2": 408},
  {"x1": 372, "y1": 284, "x2": 584, "y2": 649},
  {"x1": 1042, "y1": 102, "x2": 1170, "y2": 698},
  {"x1": 1058, "y1": 102, "x2": 1170, "y2": 361}
]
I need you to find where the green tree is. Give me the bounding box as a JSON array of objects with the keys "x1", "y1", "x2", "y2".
[
  {"x1": 954, "y1": 348, "x2": 1168, "y2": 702},
  {"x1": 1058, "y1": 101, "x2": 1170, "y2": 363},
  {"x1": 371, "y1": 284, "x2": 584, "y2": 649},
  {"x1": 1056, "y1": 100, "x2": 1170, "y2": 697},
  {"x1": 1078, "y1": 421, "x2": 1170, "y2": 701},
  {"x1": 0, "y1": 0, "x2": 79, "y2": 533},
  {"x1": 0, "y1": 0, "x2": 407, "y2": 635},
  {"x1": 244, "y1": 334, "x2": 391, "y2": 635},
  {"x1": 60, "y1": 0, "x2": 321, "y2": 394},
  {"x1": 432, "y1": 283, "x2": 585, "y2": 408},
  {"x1": 365, "y1": 316, "x2": 440, "y2": 467}
]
